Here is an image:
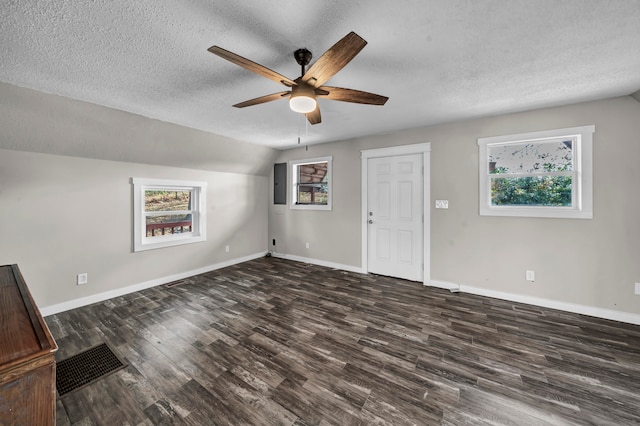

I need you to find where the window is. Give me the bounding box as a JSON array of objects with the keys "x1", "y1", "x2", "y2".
[
  {"x1": 478, "y1": 125, "x2": 594, "y2": 219},
  {"x1": 289, "y1": 156, "x2": 332, "y2": 210},
  {"x1": 132, "y1": 178, "x2": 207, "y2": 251}
]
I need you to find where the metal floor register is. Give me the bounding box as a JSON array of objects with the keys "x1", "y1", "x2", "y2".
[{"x1": 56, "y1": 343, "x2": 127, "y2": 396}]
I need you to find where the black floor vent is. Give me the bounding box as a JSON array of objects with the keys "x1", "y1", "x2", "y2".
[
  {"x1": 512, "y1": 304, "x2": 546, "y2": 316},
  {"x1": 56, "y1": 343, "x2": 127, "y2": 396},
  {"x1": 165, "y1": 278, "x2": 193, "y2": 288}
]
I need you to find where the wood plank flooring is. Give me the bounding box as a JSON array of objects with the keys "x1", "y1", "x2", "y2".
[{"x1": 46, "y1": 257, "x2": 640, "y2": 425}]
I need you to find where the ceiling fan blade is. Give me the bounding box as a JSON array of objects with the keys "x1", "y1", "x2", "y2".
[
  {"x1": 318, "y1": 86, "x2": 388, "y2": 105},
  {"x1": 302, "y1": 31, "x2": 367, "y2": 87},
  {"x1": 305, "y1": 107, "x2": 321, "y2": 125},
  {"x1": 208, "y1": 46, "x2": 296, "y2": 87},
  {"x1": 233, "y1": 91, "x2": 290, "y2": 108}
]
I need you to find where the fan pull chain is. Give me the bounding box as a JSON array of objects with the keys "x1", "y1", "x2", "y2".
[
  {"x1": 304, "y1": 114, "x2": 309, "y2": 150},
  {"x1": 296, "y1": 113, "x2": 309, "y2": 151}
]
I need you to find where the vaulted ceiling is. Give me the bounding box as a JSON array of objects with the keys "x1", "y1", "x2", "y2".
[{"x1": 2, "y1": 1, "x2": 639, "y2": 149}]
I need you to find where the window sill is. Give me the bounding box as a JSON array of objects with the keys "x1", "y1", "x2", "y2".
[
  {"x1": 290, "y1": 204, "x2": 332, "y2": 211},
  {"x1": 480, "y1": 206, "x2": 592, "y2": 219}
]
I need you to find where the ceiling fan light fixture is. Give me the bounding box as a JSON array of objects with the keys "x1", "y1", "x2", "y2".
[
  {"x1": 289, "y1": 84, "x2": 317, "y2": 113},
  {"x1": 289, "y1": 95, "x2": 316, "y2": 113}
]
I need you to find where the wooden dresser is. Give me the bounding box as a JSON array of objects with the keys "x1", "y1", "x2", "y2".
[{"x1": 0, "y1": 264, "x2": 58, "y2": 426}]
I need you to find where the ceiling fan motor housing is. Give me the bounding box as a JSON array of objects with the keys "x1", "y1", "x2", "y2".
[{"x1": 294, "y1": 48, "x2": 313, "y2": 67}]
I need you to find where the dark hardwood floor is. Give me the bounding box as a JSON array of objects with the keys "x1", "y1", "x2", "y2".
[{"x1": 46, "y1": 257, "x2": 640, "y2": 425}]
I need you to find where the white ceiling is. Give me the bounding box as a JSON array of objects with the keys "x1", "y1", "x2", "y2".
[{"x1": 2, "y1": 1, "x2": 640, "y2": 150}]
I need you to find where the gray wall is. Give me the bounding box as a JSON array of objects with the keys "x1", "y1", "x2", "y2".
[
  {"x1": 270, "y1": 96, "x2": 640, "y2": 315},
  {"x1": 2, "y1": 80, "x2": 639, "y2": 318},
  {"x1": 0, "y1": 82, "x2": 275, "y2": 176},
  {"x1": 0, "y1": 83, "x2": 275, "y2": 309}
]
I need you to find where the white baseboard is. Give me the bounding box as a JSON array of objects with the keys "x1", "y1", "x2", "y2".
[
  {"x1": 271, "y1": 252, "x2": 365, "y2": 274},
  {"x1": 42, "y1": 253, "x2": 640, "y2": 327},
  {"x1": 428, "y1": 279, "x2": 640, "y2": 326},
  {"x1": 40, "y1": 252, "x2": 268, "y2": 316}
]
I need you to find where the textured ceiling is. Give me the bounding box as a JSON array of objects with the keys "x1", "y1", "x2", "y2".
[{"x1": 2, "y1": 0, "x2": 640, "y2": 149}]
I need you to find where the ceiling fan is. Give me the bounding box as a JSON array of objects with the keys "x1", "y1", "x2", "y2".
[{"x1": 207, "y1": 31, "x2": 388, "y2": 125}]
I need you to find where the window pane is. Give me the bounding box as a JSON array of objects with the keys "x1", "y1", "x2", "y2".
[
  {"x1": 298, "y1": 162, "x2": 328, "y2": 183},
  {"x1": 491, "y1": 176, "x2": 572, "y2": 206},
  {"x1": 297, "y1": 184, "x2": 328, "y2": 205},
  {"x1": 144, "y1": 190, "x2": 192, "y2": 212},
  {"x1": 146, "y1": 214, "x2": 193, "y2": 237},
  {"x1": 290, "y1": 156, "x2": 332, "y2": 211},
  {"x1": 133, "y1": 178, "x2": 207, "y2": 251},
  {"x1": 488, "y1": 139, "x2": 573, "y2": 174}
]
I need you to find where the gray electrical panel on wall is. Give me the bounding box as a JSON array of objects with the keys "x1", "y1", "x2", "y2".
[{"x1": 274, "y1": 163, "x2": 286, "y2": 204}]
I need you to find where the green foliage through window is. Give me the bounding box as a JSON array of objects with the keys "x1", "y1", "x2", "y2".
[{"x1": 491, "y1": 176, "x2": 572, "y2": 206}]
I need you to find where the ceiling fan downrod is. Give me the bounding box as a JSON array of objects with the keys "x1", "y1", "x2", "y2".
[{"x1": 294, "y1": 48, "x2": 312, "y2": 76}]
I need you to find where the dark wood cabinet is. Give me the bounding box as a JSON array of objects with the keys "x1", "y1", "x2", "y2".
[{"x1": 0, "y1": 264, "x2": 58, "y2": 426}]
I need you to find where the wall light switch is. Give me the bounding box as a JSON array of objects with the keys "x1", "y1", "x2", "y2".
[
  {"x1": 435, "y1": 200, "x2": 449, "y2": 209},
  {"x1": 635, "y1": 283, "x2": 640, "y2": 295}
]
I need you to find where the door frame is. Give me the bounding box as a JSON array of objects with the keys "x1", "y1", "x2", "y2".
[{"x1": 361, "y1": 143, "x2": 431, "y2": 285}]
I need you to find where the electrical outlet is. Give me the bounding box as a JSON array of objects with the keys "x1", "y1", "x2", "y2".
[
  {"x1": 526, "y1": 270, "x2": 535, "y2": 282},
  {"x1": 635, "y1": 283, "x2": 640, "y2": 295},
  {"x1": 435, "y1": 200, "x2": 449, "y2": 209},
  {"x1": 305, "y1": 242, "x2": 310, "y2": 249},
  {"x1": 77, "y1": 273, "x2": 88, "y2": 285},
  {"x1": 272, "y1": 239, "x2": 276, "y2": 246},
  {"x1": 225, "y1": 245, "x2": 230, "y2": 253}
]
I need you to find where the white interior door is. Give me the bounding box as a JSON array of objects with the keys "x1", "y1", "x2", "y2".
[{"x1": 367, "y1": 153, "x2": 423, "y2": 281}]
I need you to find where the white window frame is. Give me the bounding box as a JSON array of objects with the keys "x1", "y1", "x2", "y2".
[
  {"x1": 478, "y1": 125, "x2": 594, "y2": 219},
  {"x1": 289, "y1": 156, "x2": 333, "y2": 211},
  {"x1": 132, "y1": 177, "x2": 207, "y2": 252}
]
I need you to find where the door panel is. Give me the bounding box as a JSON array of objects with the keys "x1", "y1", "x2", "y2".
[
  {"x1": 398, "y1": 181, "x2": 413, "y2": 219},
  {"x1": 398, "y1": 230, "x2": 413, "y2": 263},
  {"x1": 377, "y1": 228, "x2": 391, "y2": 260},
  {"x1": 367, "y1": 154, "x2": 423, "y2": 281},
  {"x1": 378, "y1": 182, "x2": 390, "y2": 218}
]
